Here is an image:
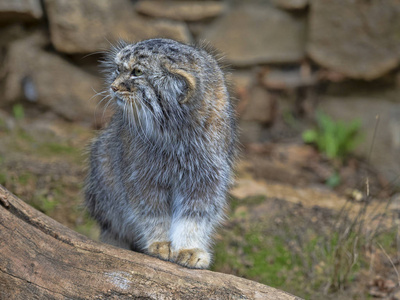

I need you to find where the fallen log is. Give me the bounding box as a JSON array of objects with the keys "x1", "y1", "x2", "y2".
[{"x1": 0, "y1": 185, "x2": 302, "y2": 299}]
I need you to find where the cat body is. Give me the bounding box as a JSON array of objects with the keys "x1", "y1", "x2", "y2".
[{"x1": 85, "y1": 39, "x2": 236, "y2": 268}]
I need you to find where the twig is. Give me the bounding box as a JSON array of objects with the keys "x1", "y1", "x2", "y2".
[{"x1": 378, "y1": 242, "x2": 400, "y2": 286}]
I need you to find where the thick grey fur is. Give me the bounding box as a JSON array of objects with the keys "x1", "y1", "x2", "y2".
[{"x1": 85, "y1": 38, "x2": 237, "y2": 268}]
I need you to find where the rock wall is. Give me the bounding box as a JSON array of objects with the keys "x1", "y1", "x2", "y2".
[{"x1": 0, "y1": 0, "x2": 399, "y2": 178}]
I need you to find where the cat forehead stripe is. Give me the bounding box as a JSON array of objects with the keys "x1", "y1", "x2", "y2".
[{"x1": 115, "y1": 54, "x2": 136, "y2": 70}]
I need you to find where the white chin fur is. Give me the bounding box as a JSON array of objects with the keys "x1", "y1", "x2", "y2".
[{"x1": 116, "y1": 98, "x2": 125, "y2": 108}]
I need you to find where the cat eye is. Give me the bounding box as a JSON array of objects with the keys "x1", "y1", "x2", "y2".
[{"x1": 131, "y1": 68, "x2": 143, "y2": 77}]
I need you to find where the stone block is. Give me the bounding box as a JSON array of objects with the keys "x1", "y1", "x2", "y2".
[
  {"x1": 135, "y1": 1, "x2": 226, "y2": 21},
  {"x1": 2, "y1": 33, "x2": 103, "y2": 124},
  {"x1": 45, "y1": 0, "x2": 192, "y2": 54},
  {"x1": 0, "y1": 0, "x2": 42, "y2": 22},
  {"x1": 200, "y1": 4, "x2": 306, "y2": 66},
  {"x1": 307, "y1": 0, "x2": 400, "y2": 80}
]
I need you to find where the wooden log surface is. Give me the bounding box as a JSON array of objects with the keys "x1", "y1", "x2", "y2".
[{"x1": 0, "y1": 185, "x2": 302, "y2": 299}]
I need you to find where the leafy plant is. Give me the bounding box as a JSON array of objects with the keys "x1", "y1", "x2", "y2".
[{"x1": 302, "y1": 112, "x2": 363, "y2": 160}]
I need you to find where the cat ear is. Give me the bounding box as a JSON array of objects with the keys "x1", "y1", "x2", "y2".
[{"x1": 169, "y1": 69, "x2": 196, "y2": 104}]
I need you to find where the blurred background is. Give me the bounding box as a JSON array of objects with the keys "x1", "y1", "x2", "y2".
[{"x1": 0, "y1": 0, "x2": 400, "y2": 299}]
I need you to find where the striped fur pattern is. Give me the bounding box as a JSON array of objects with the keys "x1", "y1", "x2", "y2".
[{"x1": 85, "y1": 39, "x2": 237, "y2": 269}]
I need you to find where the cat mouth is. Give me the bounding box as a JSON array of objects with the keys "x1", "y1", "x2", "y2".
[
  {"x1": 115, "y1": 96, "x2": 139, "y2": 110},
  {"x1": 114, "y1": 94, "x2": 131, "y2": 107},
  {"x1": 111, "y1": 90, "x2": 131, "y2": 107}
]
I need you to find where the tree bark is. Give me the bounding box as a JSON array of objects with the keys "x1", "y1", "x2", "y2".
[{"x1": 0, "y1": 185, "x2": 302, "y2": 300}]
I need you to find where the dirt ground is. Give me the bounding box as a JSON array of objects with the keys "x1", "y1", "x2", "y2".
[{"x1": 0, "y1": 106, "x2": 399, "y2": 300}]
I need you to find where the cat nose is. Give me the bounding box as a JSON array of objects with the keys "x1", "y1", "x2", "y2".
[{"x1": 111, "y1": 85, "x2": 118, "y2": 92}]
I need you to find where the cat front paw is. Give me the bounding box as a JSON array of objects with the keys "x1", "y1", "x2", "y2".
[
  {"x1": 147, "y1": 241, "x2": 171, "y2": 261},
  {"x1": 172, "y1": 248, "x2": 210, "y2": 269}
]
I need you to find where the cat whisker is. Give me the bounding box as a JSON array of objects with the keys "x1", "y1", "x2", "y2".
[
  {"x1": 142, "y1": 103, "x2": 156, "y2": 149},
  {"x1": 123, "y1": 99, "x2": 137, "y2": 140},
  {"x1": 102, "y1": 97, "x2": 114, "y2": 123},
  {"x1": 89, "y1": 89, "x2": 108, "y2": 103},
  {"x1": 94, "y1": 94, "x2": 111, "y2": 124},
  {"x1": 142, "y1": 99, "x2": 164, "y2": 132},
  {"x1": 132, "y1": 101, "x2": 153, "y2": 147},
  {"x1": 82, "y1": 51, "x2": 108, "y2": 60}
]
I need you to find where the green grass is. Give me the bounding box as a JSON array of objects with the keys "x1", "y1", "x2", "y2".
[
  {"x1": 213, "y1": 195, "x2": 399, "y2": 299},
  {"x1": 243, "y1": 233, "x2": 301, "y2": 287},
  {"x1": 30, "y1": 194, "x2": 58, "y2": 214},
  {"x1": 229, "y1": 194, "x2": 266, "y2": 212},
  {"x1": 18, "y1": 173, "x2": 32, "y2": 185},
  {"x1": 213, "y1": 224, "x2": 307, "y2": 297},
  {"x1": 38, "y1": 142, "x2": 80, "y2": 156},
  {"x1": 375, "y1": 228, "x2": 398, "y2": 254},
  {"x1": 8, "y1": 126, "x2": 83, "y2": 163},
  {"x1": 16, "y1": 128, "x2": 35, "y2": 142},
  {"x1": 74, "y1": 213, "x2": 100, "y2": 241},
  {"x1": 0, "y1": 172, "x2": 7, "y2": 186}
]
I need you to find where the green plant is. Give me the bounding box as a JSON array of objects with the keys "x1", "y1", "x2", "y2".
[
  {"x1": 30, "y1": 192, "x2": 58, "y2": 215},
  {"x1": 302, "y1": 112, "x2": 363, "y2": 160},
  {"x1": 326, "y1": 172, "x2": 341, "y2": 188},
  {"x1": 12, "y1": 104, "x2": 25, "y2": 120}
]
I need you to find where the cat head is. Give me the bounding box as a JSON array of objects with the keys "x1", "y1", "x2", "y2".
[{"x1": 100, "y1": 38, "x2": 229, "y2": 140}]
